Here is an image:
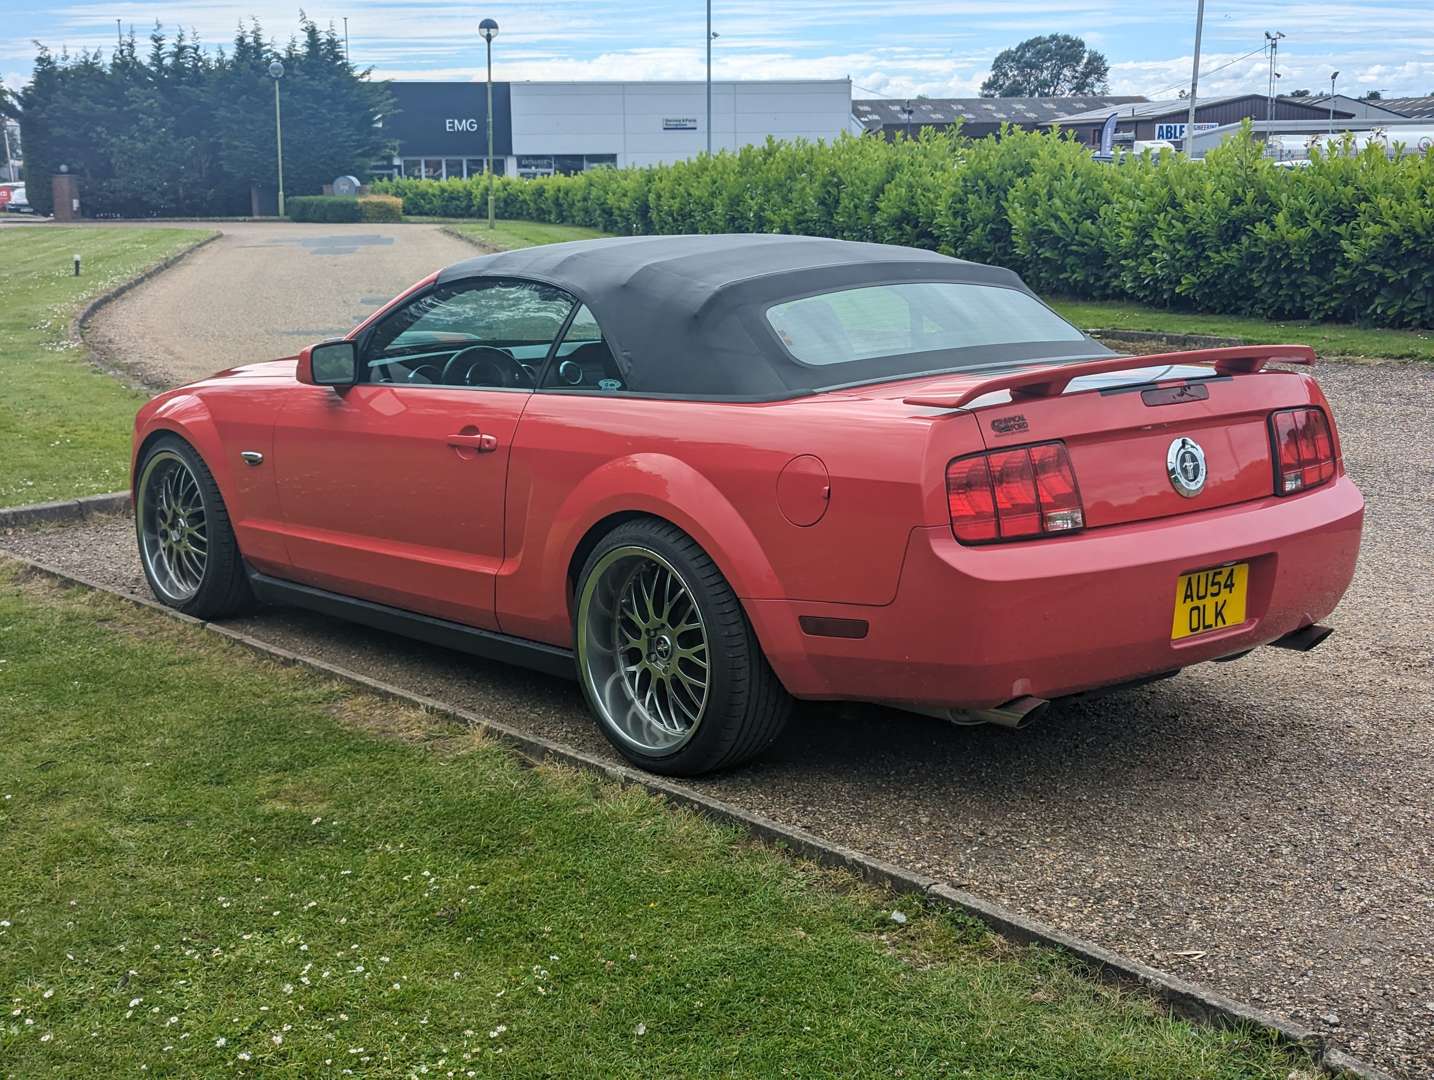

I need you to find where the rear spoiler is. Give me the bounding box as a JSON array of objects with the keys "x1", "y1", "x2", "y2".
[{"x1": 903, "y1": 345, "x2": 1317, "y2": 411}]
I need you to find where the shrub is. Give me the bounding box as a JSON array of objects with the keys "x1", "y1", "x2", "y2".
[
  {"x1": 358, "y1": 194, "x2": 402, "y2": 222},
  {"x1": 287, "y1": 195, "x2": 361, "y2": 223},
  {"x1": 368, "y1": 125, "x2": 1434, "y2": 329}
]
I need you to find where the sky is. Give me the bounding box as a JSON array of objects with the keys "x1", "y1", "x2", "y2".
[{"x1": 3, "y1": 0, "x2": 1433, "y2": 102}]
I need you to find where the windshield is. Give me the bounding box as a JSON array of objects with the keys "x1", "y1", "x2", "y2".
[{"x1": 765, "y1": 281, "x2": 1087, "y2": 369}]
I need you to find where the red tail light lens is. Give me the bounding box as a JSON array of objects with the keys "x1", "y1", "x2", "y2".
[
  {"x1": 945, "y1": 455, "x2": 997, "y2": 542},
  {"x1": 947, "y1": 441, "x2": 1084, "y2": 543},
  {"x1": 1270, "y1": 408, "x2": 1335, "y2": 495}
]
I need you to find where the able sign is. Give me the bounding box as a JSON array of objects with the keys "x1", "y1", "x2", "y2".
[{"x1": 1153, "y1": 122, "x2": 1219, "y2": 141}]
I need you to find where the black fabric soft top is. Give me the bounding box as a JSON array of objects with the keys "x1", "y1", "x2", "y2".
[{"x1": 435, "y1": 234, "x2": 1111, "y2": 399}]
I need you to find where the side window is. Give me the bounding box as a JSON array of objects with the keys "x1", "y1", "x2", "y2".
[
  {"x1": 362, "y1": 279, "x2": 575, "y2": 389},
  {"x1": 540, "y1": 305, "x2": 626, "y2": 392}
]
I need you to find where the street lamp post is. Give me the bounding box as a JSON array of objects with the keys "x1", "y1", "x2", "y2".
[
  {"x1": 706, "y1": 0, "x2": 712, "y2": 155},
  {"x1": 1185, "y1": 0, "x2": 1204, "y2": 156},
  {"x1": 480, "y1": 18, "x2": 498, "y2": 230},
  {"x1": 1329, "y1": 71, "x2": 1339, "y2": 134},
  {"x1": 268, "y1": 60, "x2": 286, "y2": 217}
]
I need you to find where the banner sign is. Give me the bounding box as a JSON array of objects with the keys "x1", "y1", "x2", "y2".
[{"x1": 1099, "y1": 113, "x2": 1118, "y2": 155}]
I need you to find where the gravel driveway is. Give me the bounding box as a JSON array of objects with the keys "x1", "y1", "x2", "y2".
[
  {"x1": 85, "y1": 221, "x2": 476, "y2": 388},
  {"x1": 6, "y1": 359, "x2": 1431, "y2": 1077}
]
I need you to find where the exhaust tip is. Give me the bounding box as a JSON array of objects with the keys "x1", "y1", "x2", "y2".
[{"x1": 961, "y1": 695, "x2": 1051, "y2": 729}]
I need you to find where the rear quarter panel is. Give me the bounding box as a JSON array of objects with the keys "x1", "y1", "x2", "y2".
[{"x1": 496, "y1": 392, "x2": 983, "y2": 645}]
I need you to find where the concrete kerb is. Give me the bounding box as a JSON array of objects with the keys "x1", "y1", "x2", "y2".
[
  {"x1": 0, "y1": 543, "x2": 1395, "y2": 1080},
  {"x1": 438, "y1": 225, "x2": 502, "y2": 254},
  {"x1": 0, "y1": 491, "x2": 131, "y2": 530},
  {"x1": 70, "y1": 230, "x2": 222, "y2": 393}
]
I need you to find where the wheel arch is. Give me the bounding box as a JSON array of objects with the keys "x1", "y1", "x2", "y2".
[
  {"x1": 556, "y1": 454, "x2": 780, "y2": 599},
  {"x1": 132, "y1": 395, "x2": 237, "y2": 503}
]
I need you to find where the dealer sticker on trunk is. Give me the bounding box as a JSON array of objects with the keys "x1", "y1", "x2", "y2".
[{"x1": 1171, "y1": 563, "x2": 1249, "y2": 640}]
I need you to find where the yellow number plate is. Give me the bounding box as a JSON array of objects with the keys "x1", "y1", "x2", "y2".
[{"x1": 1171, "y1": 563, "x2": 1248, "y2": 640}]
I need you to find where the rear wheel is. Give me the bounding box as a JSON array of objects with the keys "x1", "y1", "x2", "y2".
[
  {"x1": 135, "y1": 436, "x2": 251, "y2": 619},
  {"x1": 575, "y1": 519, "x2": 792, "y2": 776}
]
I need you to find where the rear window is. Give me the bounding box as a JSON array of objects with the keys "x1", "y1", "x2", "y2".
[{"x1": 765, "y1": 282, "x2": 1087, "y2": 367}]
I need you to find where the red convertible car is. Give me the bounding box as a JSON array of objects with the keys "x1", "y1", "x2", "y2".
[{"x1": 132, "y1": 235, "x2": 1363, "y2": 775}]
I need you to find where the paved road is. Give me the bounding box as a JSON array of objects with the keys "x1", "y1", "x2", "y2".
[
  {"x1": 5, "y1": 230, "x2": 1432, "y2": 1076},
  {"x1": 84, "y1": 221, "x2": 477, "y2": 388}
]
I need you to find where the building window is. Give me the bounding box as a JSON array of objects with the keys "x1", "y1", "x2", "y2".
[
  {"x1": 443, "y1": 158, "x2": 464, "y2": 180},
  {"x1": 465, "y1": 157, "x2": 505, "y2": 177},
  {"x1": 515, "y1": 154, "x2": 616, "y2": 179}
]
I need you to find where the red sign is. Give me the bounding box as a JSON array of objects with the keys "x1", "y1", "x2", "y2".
[{"x1": 0, "y1": 188, "x2": 12, "y2": 207}]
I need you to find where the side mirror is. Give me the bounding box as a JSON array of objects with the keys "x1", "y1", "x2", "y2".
[{"x1": 297, "y1": 340, "x2": 358, "y2": 388}]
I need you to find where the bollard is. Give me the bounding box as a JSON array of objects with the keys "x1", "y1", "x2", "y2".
[{"x1": 73, "y1": 254, "x2": 81, "y2": 276}]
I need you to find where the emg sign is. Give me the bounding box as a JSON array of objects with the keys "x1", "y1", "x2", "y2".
[{"x1": 445, "y1": 118, "x2": 482, "y2": 133}]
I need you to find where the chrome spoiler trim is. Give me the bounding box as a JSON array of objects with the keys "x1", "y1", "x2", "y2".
[{"x1": 902, "y1": 345, "x2": 1317, "y2": 411}]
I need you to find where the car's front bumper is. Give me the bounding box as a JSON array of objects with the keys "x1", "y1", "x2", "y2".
[{"x1": 744, "y1": 475, "x2": 1364, "y2": 710}]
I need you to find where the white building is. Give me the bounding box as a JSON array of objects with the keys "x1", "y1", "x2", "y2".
[{"x1": 380, "y1": 79, "x2": 853, "y2": 179}]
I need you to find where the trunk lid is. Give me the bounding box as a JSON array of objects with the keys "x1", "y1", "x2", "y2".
[{"x1": 896, "y1": 347, "x2": 1319, "y2": 531}]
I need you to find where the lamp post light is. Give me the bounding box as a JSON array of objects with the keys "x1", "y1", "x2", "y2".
[
  {"x1": 268, "y1": 59, "x2": 286, "y2": 217},
  {"x1": 1329, "y1": 71, "x2": 1339, "y2": 134},
  {"x1": 480, "y1": 18, "x2": 499, "y2": 230},
  {"x1": 1185, "y1": 0, "x2": 1204, "y2": 156}
]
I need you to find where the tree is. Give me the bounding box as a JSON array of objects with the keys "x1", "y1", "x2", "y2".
[
  {"x1": 10, "y1": 17, "x2": 393, "y2": 217},
  {"x1": 1361, "y1": 90, "x2": 1383, "y2": 101},
  {"x1": 1287, "y1": 88, "x2": 1311, "y2": 97},
  {"x1": 980, "y1": 35, "x2": 1110, "y2": 98}
]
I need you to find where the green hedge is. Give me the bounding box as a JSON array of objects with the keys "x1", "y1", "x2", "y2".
[
  {"x1": 358, "y1": 194, "x2": 402, "y2": 223},
  {"x1": 373, "y1": 126, "x2": 1434, "y2": 329},
  {"x1": 287, "y1": 195, "x2": 362, "y2": 223}
]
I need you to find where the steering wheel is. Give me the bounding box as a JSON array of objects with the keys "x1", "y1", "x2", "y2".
[
  {"x1": 440, "y1": 346, "x2": 532, "y2": 389},
  {"x1": 405, "y1": 364, "x2": 442, "y2": 384}
]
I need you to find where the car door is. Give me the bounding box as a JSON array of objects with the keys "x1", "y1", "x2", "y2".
[{"x1": 271, "y1": 276, "x2": 578, "y2": 631}]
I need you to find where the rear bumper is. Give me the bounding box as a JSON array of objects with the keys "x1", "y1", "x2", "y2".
[{"x1": 746, "y1": 476, "x2": 1364, "y2": 709}]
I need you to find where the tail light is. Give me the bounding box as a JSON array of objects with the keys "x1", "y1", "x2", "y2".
[
  {"x1": 1270, "y1": 407, "x2": 1335, "y2": 495},
  {"x1": 946, "y1": 441, "x2": 1084, "y2": 543}
]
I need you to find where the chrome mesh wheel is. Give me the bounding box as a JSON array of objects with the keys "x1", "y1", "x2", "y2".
[
  {"x1": 137, "y1": 449, "x2": 209, "y2": 603},
  {"x1": 577, "y1": 545, "x2": 711, "y2": 755}
]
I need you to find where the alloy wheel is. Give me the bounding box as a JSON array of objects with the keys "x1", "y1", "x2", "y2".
[
  {"x1": 137, "y1": 450, "x2": 209, "y2": 603},
  {"x1": 578, "y1": 546, "x2": 711, "y2": 755}
]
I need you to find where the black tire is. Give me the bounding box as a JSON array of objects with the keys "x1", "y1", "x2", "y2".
[
  {"x1": 134, "y1": 435, "x2": 252, "y2": 619},
  {"x1": 574, "y1": 518, "x2": 792, "y2": 776}
]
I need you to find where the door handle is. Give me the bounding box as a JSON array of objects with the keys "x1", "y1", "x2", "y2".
[{"x1": 447, "y1": 432, "x2": 498, "y2": 452}]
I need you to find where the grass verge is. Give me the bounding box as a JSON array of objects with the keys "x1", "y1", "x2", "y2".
[
  {"x1": 0, "y1": 566, "x2": 1316, "y2": 1078},
  {"x1": 1050, "y1": 298, "x2": 1434, "y2": 362},
  {"x1": 0, "y1": 226, "x2": 213, "y2": 508},
  {"x1": 436, "y1": 219, "x2": 610, "y2": 252}
]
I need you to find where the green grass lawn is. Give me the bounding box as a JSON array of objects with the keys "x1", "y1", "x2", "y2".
[
  {"x1": 1051, "y1": 298, "x2": 1434, "y2": 362},
  {"x1": 0, "y1": 226, "x2": 213, "y2": 508},
  {"x1": 0, "y1": 567, "x2": 1314, "y2": 1078},
  {"x1": 438, "y1": 219, "x2": 611, "y2": 252}
]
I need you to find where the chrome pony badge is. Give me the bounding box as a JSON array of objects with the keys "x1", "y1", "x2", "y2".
[{"x1": 1166, "y1": 437, "x2": 1208, "y2": 498}]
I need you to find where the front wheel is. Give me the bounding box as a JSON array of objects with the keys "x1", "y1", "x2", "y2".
[
  {"x1": 135, "y1": 435, "x2": 252, "y2": 619},
  {"x1": 574, "y1": 519, "x2": 792, "y2": 776}
]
